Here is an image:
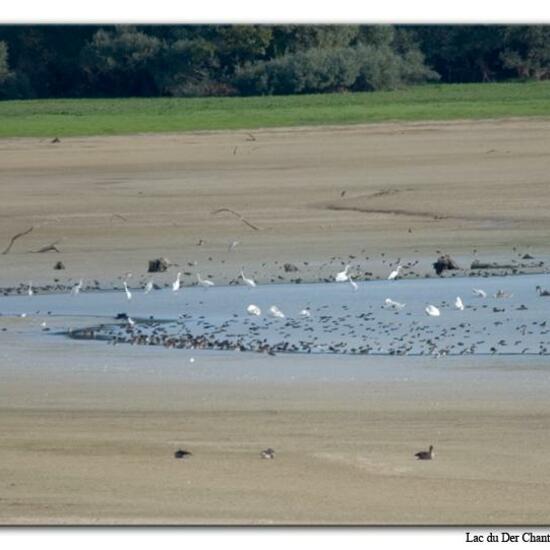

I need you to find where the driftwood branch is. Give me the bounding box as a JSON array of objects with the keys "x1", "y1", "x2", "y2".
[
  {"x1": 2, "y1": 226, "x2": 34, "y2": 255},
  {"x1": 245, "y1": 133, "x2": 256, "y2": 142},
  {"x1": 32, "y1": 239, "x2": 62, "y2": 253},
  {"x1": 211, "y1": 208, "x2": 261, "y2": 231},
  {"x1": 111, "y1": 214, "x2": 128, "y2": 223}
]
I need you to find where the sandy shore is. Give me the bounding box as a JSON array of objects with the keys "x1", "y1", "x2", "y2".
[
  {"x1": 1, "y1": 330, "x2": 550, "y2": 525},
  {"x1": 1, "y1": 118, "x2": 550, "y2": 289}
]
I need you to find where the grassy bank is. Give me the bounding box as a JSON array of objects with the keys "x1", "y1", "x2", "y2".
[{"x1": 0, "y1": 81, "x2": 549, "y2": 138}]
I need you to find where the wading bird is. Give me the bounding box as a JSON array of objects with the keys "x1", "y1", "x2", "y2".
[
  {"x1": 269, "y1": 305, "x2": 285, "y2": 319},
  {"x1": 455, "y1": 296, "x2": 464, "y2": 310},
  {"x1": 197, "y1": 273, "x2": 214, "y2": 287},
  {"x1": 247, "y1": 304, "x2": 261, "y2": 316},
  {"x1": 71, "y1": 279, "x2": 83, "y2": 296},
  {"x1": 385, "y1": 298, "x2": 406, "y2": 309},
  {"x1": 172, "y1": 272, "x2": 182, "y2": 293},
  {"x1": 472, "y1": 288, "x2": 487, "y2": 298},
  {"x1": 27, "y1": 282, "x2": 33, "y2": 296},
  {"x1": 123, "y1": 281, "x2": 132, "y2": 300},
  {"x1": 388, "y1": 265, "x2": 403, "y2": 280},
  {"x1": 144, "y1": 279, "x2": 154, "y2": 294},
  {"x1": 425, "y1": 305, "x2": 440, "y2": 317},
  {"x1": 241, "y1": 269, "x2": 256, "y2": 288},
  {"x1": 335, "y1": 265, "x2": 351, "y2": 282}
]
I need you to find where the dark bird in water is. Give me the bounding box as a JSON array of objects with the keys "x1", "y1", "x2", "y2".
[
  {"x1": 174, "y1": 449, "x2": 192, "y2": 459},
  {"x1": 415, "y1": 445, "x2": 434, "y2": 460},
  {"x1": 260, "y1": 448, "x2": 275, "y2": 459}
]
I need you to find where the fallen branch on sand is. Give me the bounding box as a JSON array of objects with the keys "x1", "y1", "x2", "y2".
[
  {"x1": 32, "y1": 239, "x2": 62, "y2": 253},
  {"x1": 2, "y1": 226, "x2": 34, "y2": 255},
  {"x1": 212, "y1": 208, "x2": 261, "y2": 231}
]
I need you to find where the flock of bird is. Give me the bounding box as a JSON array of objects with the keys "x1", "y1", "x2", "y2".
[{"x1": 58, "y1": 259, "x2": 550, "y2": 358}]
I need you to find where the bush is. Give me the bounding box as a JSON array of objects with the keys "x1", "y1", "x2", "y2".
[{"x1": 233, "y1": 44, "x2": 439, "y2": 95}]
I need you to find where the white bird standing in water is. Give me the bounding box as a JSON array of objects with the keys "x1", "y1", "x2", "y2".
[
  {"x1": 228, "y1": 240, "x2": 240, "y2": 252},
  {"x1": 349, "y1": 277, "x2": 358, "y2": 290},
  {"x1": 123, "y1": 281, "x2": 132, "y2": 300},
  {"x1": 247, "y1": 304, "x2": 261, "y2": 316},
  {"x1": 144, "y1": 279, "x2": 154, "y2": 294},
  {"x1": 197, "y1": 273, "x2": 214, "y2": 287},
  {"x1": 300, "y1": 308, "x2": 312, "y2": 317},
  {"x1": 241, "y1": 269, "x2": 256, "y2": 288},
  {"x1": 27, "y1": 282, "x2": 33, "y2": 296},
  {"x1": 335, "y1": 265, "x2": 351, "y2": 282},
  {"x1": 71, "y1": 279, "x2": 83, "y2": 296},
  {"x1": 385, "y1": 298, "x2": 406, "y2": 309},
  {"x1": 172, "y1": 272, "x2": 182, "y2": 293},
  {"x1": 269, "y1": 305, "x2": 285, "y2": 319},
  {"x1": 388, "y1": 265, "x2": 403, "y2": 280},
  {"x1": 472, "y1": 288, "x2": 487, "y2": 298},
  {"x1": 455, "y1": 296, "x2": 465, "y2": 310},
  {"x1": 425, "y1": 305, "x2": 441, "y2": 317}
]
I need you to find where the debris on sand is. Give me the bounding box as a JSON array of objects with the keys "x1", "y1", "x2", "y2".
[
  {"x1": 283, "y1": 263, "x2": 299, "y2": 273},
  {"x1": 2, "y1": 226, "x2": 34, "y2": 255},
  {"x1": 148, "y1": 258, "x2": 170, "y2": 273},
  {"x1": 433, "y1": 254, "x2": 460, "y2": 276},
  {"x1": 53, "y1": 261, "x2": 65, "y2": 270}
]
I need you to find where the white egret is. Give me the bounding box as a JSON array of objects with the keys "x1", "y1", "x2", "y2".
[
  {"x1": 388, "y1": 265, "x2": 403, "y2": 280},
  {"x1": 349, "y1": 277, "x2": 358, "y2": 290},
  {"x1": 385, "y1": 298, "x2": 406, "y2": 309},
  {"x1": 123, "y1": 281, "x2": 132, "y2": 300},
  {"x1": 455, "y1": 296, "x2": 465, "y2": 310},
  {"x1": 197, "y1": 273, "x2": 214, "y2": 287},
  {"x1": 472, "y1": 288, "x2": 487, "y2": 298},
  {"x1": 241, "y1": 269, "x2": 256, "y2": 288},
  {"x1": 247, "y1": 304, "x2": 261, "y2": 316},
  {"x1": 172, "y1": 272, "x2": 182, "y2": 293},
  {"x1": 228, "y1": 240, "x2": 240, "y2": 252},
  {"x1": 27, "y1": 282, "x2": 33, "y2": 296},
  {"x1": 300, "y1": 308, "x2": 312, "y2": 317},
  {"x1": 425, "y1": 305, "x2": 441, "y2": 317},
  {"x1": 71, "y1": 279, "x2": 83, "y2": 296},
  {"x1": 335, "y1": 264, "x2": 351, "y2": 282},
  {"x1": 127, "y1": 316, "x2": 135, "y2": 328},
  {"x1": 269, "y1": 305, "x2": 285, "y2": 319}
]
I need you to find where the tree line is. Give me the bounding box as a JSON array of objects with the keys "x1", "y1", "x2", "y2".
[{"x1": 0, "y1": 25, "x2": 549, "y2": 99}]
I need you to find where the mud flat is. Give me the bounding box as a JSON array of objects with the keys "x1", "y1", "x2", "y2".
[{"x1": 1, "y1": 118, "x2": 550, "y2": 289}]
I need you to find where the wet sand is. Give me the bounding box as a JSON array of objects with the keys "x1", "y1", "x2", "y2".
[
  {"x1": 1, "y1": 118, "x2": 550, "y2": 288},
  {"x1": 2, "y1": 333, "x2": 550, "y2": 525}
]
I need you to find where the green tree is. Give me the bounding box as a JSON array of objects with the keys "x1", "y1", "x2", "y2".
[
  {"x1": 81, "y1": 26, "x2": 164, "y2": 96},
  {"x1": 0, "y1": 40, "x2": 8, "y2": 80},
  {"x1": 501, "y1": 26, "x2": 550, "y2": 80}
]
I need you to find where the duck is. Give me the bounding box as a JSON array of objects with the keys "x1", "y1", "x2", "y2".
[
  {"x1": 260, "y1": 448, "x2": 275, "y2": 459},
  {"x1": 414, "y1": 445, "x2": 434, "y2": 460},
  {"x1": 174, "y1": 449, "x2": 192, "y2": 459}
]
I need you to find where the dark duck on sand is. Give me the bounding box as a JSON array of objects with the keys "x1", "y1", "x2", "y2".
[{"x1": 415, "y1": 445, "x2": 434, "y2": 460}]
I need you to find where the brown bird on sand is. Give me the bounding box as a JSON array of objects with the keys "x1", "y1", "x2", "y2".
[{"x1": 415, "y1": 445, "x2": 434, "y2": 460}]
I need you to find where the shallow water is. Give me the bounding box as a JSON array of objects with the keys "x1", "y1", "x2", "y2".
[{"x1": 2, "y1": 273, "x2": 550, "y2": 357}]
